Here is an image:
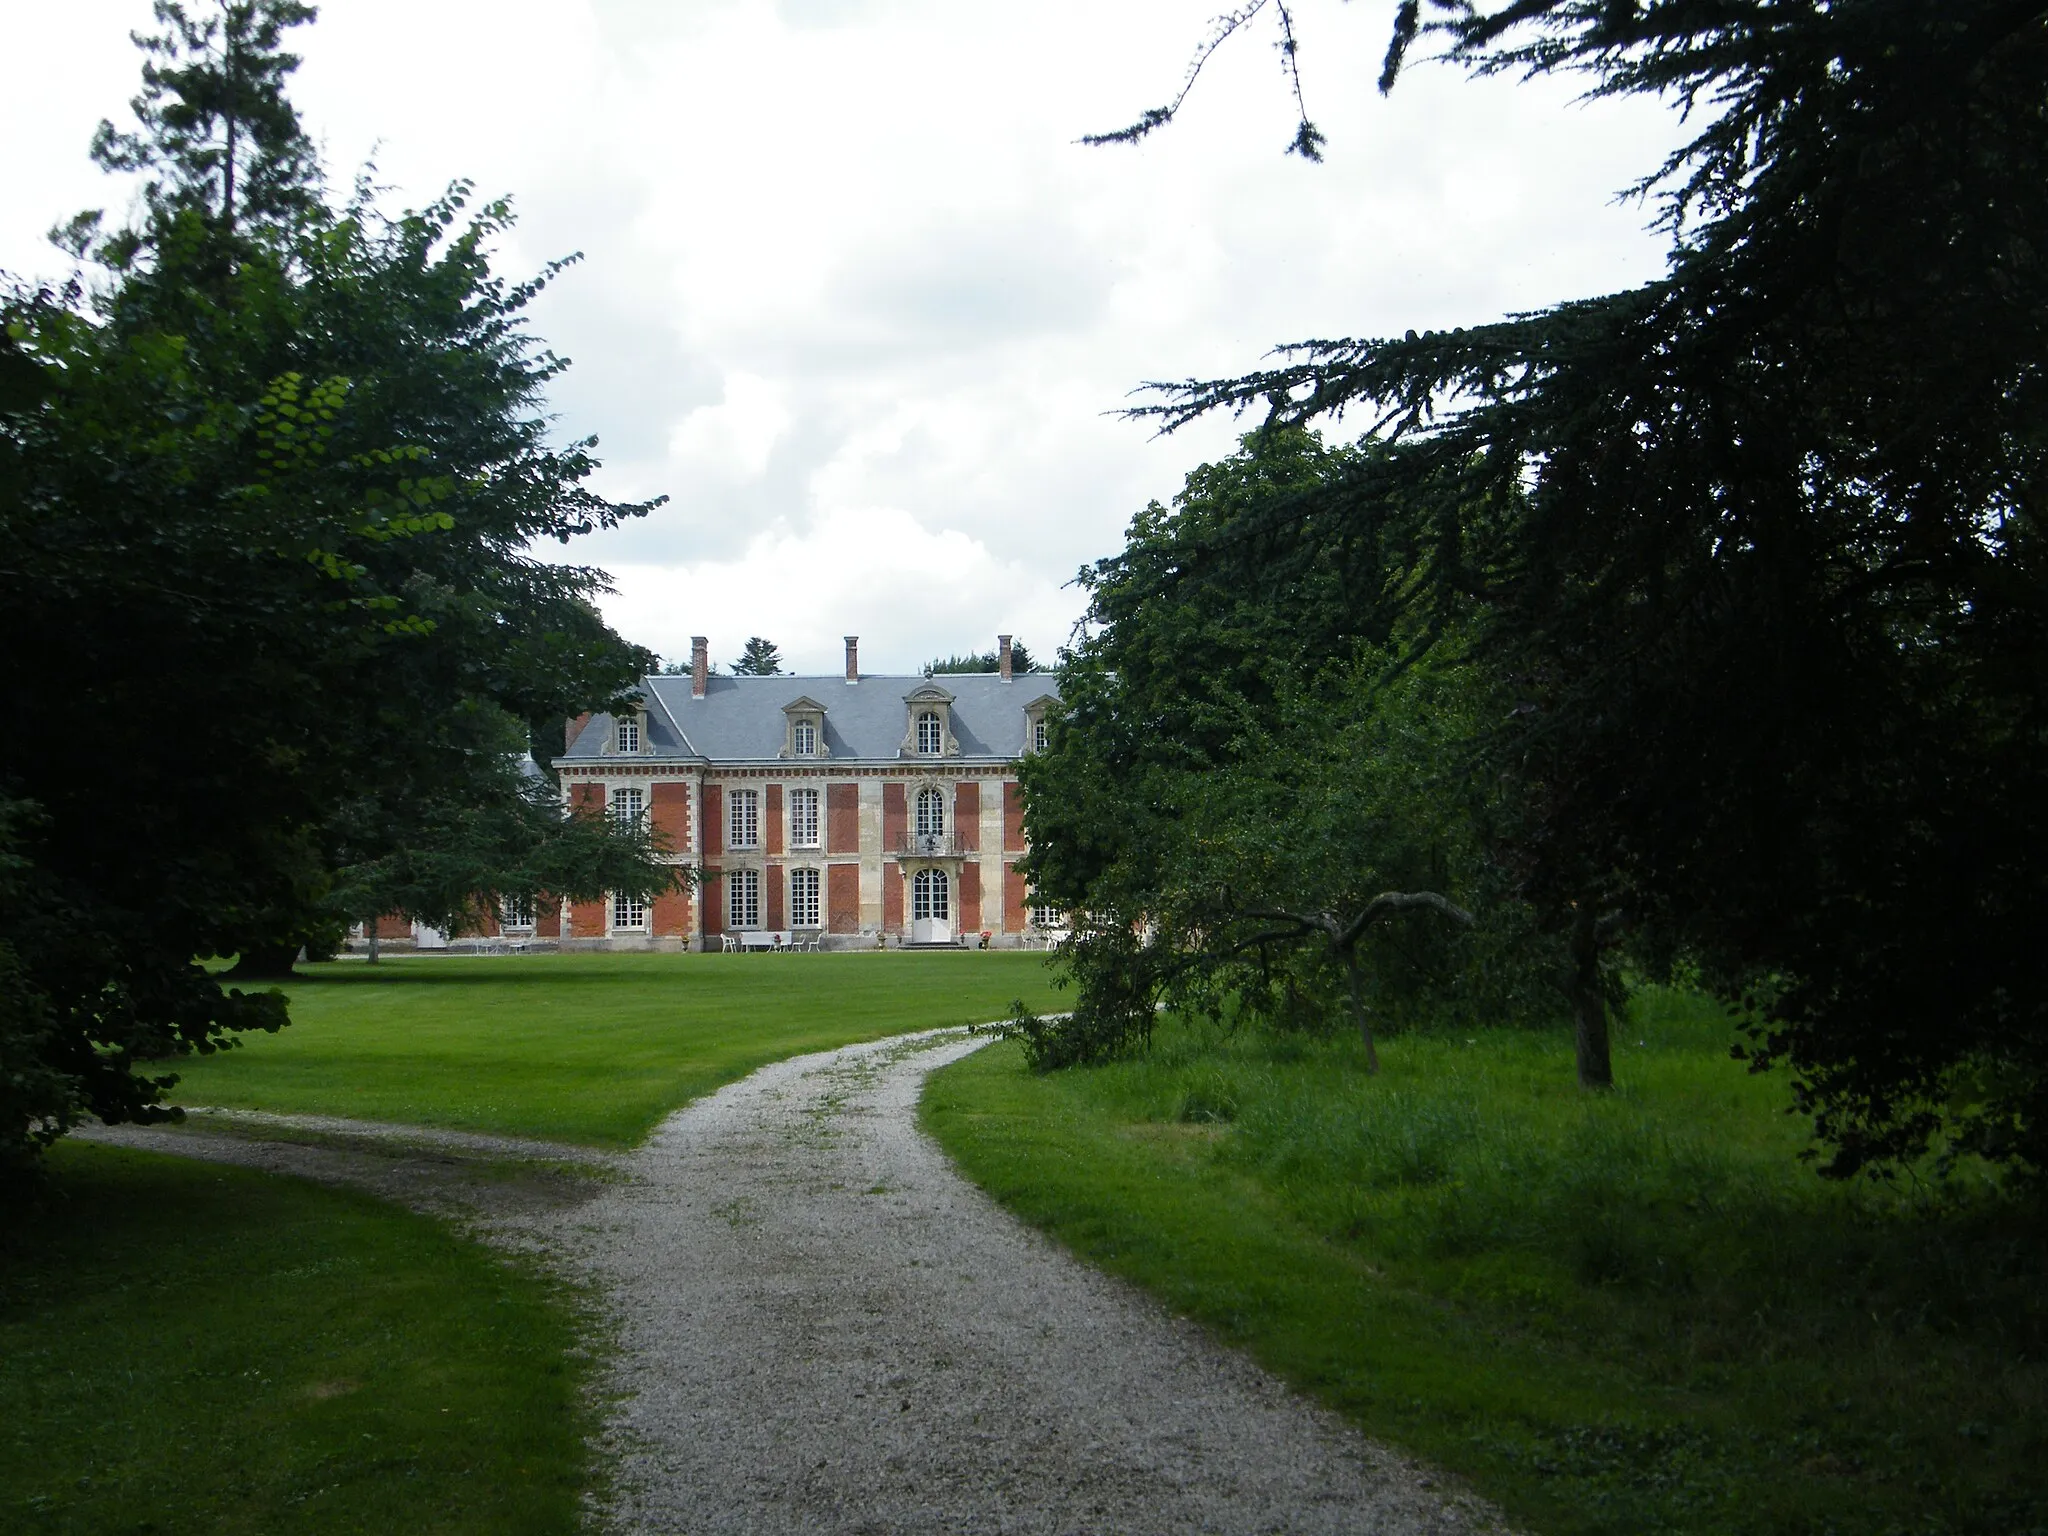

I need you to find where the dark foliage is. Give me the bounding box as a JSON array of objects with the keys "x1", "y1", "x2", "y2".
[
  {"x1": 0, "y1": 2, "x2": 670, "y2": 1171},
  {"x1": 730, "y1": 637, "x2": 784, "y2": 675},
  {"x1": 1104, "y1": 1, "x2": 2048, "y2": 1174},
  {"x1": 78, "y1": 1, "x2": 323, "y2": 253},
  {"x1": 925, "y1": 640, "x2": 1041, "y2": 675},
  {"x1": 1011, "y1": 428, "x2": 1562, "y2": 1072}
]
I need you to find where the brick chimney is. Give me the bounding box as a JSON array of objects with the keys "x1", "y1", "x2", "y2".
[
  {"x1": 998, "y1": 634, "x2": 1013, "y2": 682},
  {"x1": 565, "y1": 712, "x2": 593, "y2": 752},
  {"x1": 844, "y1": 635, "x2": 859, "y2": 684},
  {"x1": 691, "y1": 635, "x2": 709, "y2": 699}
]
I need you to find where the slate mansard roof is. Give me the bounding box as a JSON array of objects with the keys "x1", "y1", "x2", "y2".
[{"x1": 557, "y1": 672, "x2": 1061, "y2": 768}]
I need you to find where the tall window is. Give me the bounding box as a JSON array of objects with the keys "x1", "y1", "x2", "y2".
[
  {"x1": 728, "y1": 788, "x2": 759, "y2": 849},
  {"x1": 611, "y1": 785, "x2": 646, "y2": 827},
  {"x1": 727, "y1": 868, "x2": 761, "y2": 929},
  {"x1": 915, "y1": 786, "x2": 946, "y2": 839},
  {"x1": 912, "y1": 868, "x2": 949, "y2": 921},
  {"x1": 790, "y1": 867, "x2": 820, "y2": 928},
  {"x1": 793, "y1": 719, "x2": 817, "y2": 756},
  {"x1": 790, "y1": 787, "x2": 820, "y2": 847},
  {"x1": 612, "y1": 892, "x2": 647, "y2": 930},
  {"x1": 916, "y1": 710, "x2": 942, "y2": 755},
  {"x1": 1033, "y1": 719, "x2": 1048, "y2": 752},
  {"x1": 616, "y1": 717, "x2": 640, "y2": 753},
  {"x1": 501, "y1": 895, "x2": 535, "y2": 930}
]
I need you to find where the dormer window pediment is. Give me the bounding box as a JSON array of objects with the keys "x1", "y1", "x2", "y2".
[
  {"x1": 1022, "y1": 693, "x2": 1059, "y2": 754},
  {"x1": 780, "y1": 695, "x2": 830, "y2": 759},
  {"x1": 901, "y1": 684, "x2": 959, "y2": 759}
]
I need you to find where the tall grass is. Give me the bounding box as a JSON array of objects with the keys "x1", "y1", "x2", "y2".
[{"x1": 924, "y1": 990, "x2": 2047, "y2": 1535}]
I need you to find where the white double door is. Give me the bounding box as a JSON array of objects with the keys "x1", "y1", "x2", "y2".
[{"x1": 909, "y1": 867, "x2": 951, "y2": 944}]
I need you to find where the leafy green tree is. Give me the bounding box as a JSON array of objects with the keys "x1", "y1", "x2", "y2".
[
  {"x1": 730, "y1": 637, "x2": 784, "y2": 675},
  {"x1": 333, "y1": 758, "x2": 673, "y2": 958},
  {"x1": 1103, "y1": 2, "x2": 2048, "y2": 1172},
  {"x1": 0, "y1": 1, "x2": 670, "y2": 1172},
  {"x1": 1016, "y1": 428, "x2": 1557, "y2": 1070}
]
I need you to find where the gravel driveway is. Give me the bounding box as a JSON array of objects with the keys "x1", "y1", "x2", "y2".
[
  {"x1": 86, "y1": 1029, "x2": 1509, "y2": 1534},
  {"x1": 566, "y1": 1029, "x2": 1506, "y2": 1535}
]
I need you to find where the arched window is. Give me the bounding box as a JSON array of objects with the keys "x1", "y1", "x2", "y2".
[
  {"x1": 793, "y1": 720, "x2": 816, "y2": 756},
  {"x1": 916, "y1": 710, "x2": 943, "y2": 755},
  {"x1": 616, "y1": 717, "x2": 640, "y2": 753},
  {"x1": 912, "y1": 868, "x2": 949, "y2": 922},
  {"x1": 915, "y1": 786, "x2": 945, "y2": 839},
  {"x1": 727, "y1": 868, "x2": 760, "y2": 929}
]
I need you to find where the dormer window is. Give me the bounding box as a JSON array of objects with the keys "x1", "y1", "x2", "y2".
[
  {"x1": 616, "y1": 716, "x2": 641, "y2": 753},
  {"x1": 899, "y1": 682, "x2": 958, "y2": 760},
  {"x1": 779, "y1": 697, "x2": 830, "y2": 759},
  {"x1": 1023, "y1": 694, "x2": 1058, "y2": 755}
]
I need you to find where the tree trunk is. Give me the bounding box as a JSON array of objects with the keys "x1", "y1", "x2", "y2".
[
  {"x1": 366, "y1": 925, "x2": 380, "y2": 965},
  {"x1": 227, "y1": 943, "x2": 299, "y2": 982},
  {"x1": 222, "y1": 106, "x2": 237, "y2": 235},
  {"x1": 1570, "y1": 903, "x2": 1612, "y2": 1089},
  {"x1": 1338, "y1": 946, "x2": 1381, "y2": 1074}
]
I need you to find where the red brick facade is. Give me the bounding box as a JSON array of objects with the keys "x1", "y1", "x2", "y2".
[
  {"x1": 701, "y1": 784, "x2": 723, "y2": 857},
  {"x1": 827, "y1": 783, "x2": 859, "y2": 853},
  {"x1": 1003, "y1": 781, "x2": 1025, "y2": 852},
  {"x1": 955, "y1": 781, "x2": 980, "y2": 851},
  {"x1": 651, "y1": 780, "x2": 691, "y2": 851},
  {"x1": 1004, "y1": 863, "x2": 1028, "y2": 932},
  {"x1": 828, "y1": 863, "x2": 860, "y2": 933},
  {"x1": 652, "y1": 886, "x2": 692, "y2": 937},
  {"x1": 959, "y1": 862, "x2": 982, "y2": 932}
]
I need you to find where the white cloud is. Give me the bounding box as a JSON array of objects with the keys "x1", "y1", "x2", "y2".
[
  {"x1": 2, "y1": 1, "x2": 1691, "y2": 667},
  {"x1": 601, "y1": 505, "x2": 1073, "y2": 675},
  {"x1": 668, "y1": 372, "x2": 793, "y2": 483}
]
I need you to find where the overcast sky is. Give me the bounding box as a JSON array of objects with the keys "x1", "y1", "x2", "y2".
[{"x1": 4, "y1": 1, "x2": 1685, "y2": 675}]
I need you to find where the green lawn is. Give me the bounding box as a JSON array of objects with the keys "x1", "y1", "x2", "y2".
[
  {"x1": 179, "y1": 950, "x2": 1059, "y2": 1145},
  {"x1": 2, "y1": 1142, "x2": 588, "y2": 1536},
  {"x1": 923, "y1": 992, "x2": 2048, "y2": 1536}
]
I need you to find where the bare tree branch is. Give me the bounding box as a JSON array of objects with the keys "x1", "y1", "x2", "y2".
[
  {"x1": 1238, "y1": 891, "x2": 1472, "y2": 1071},
  {"x1": 1081, "y1": 0, "x2": 1323, "y2": 160}
]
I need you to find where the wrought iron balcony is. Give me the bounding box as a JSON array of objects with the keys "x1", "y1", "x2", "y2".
[{"x1": 894, "y1": 830, "x2": 963, "y2": 858}]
